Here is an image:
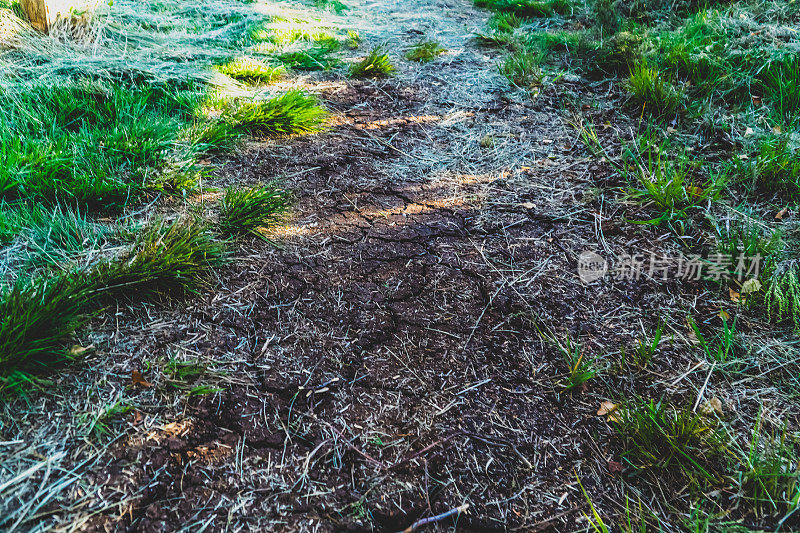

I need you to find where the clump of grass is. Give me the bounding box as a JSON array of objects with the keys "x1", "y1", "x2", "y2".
[
  {"x1": 219, "y1": 183, "x2": 289, "y2": 239},
  {"x1": 0, "y1": 274, "x2": 91, "y2": 392},
  {"x1": 763, "y1": 261, "x2": 800, "y2": 331},
  {"x1": 627, "y1": 62, "x2": 683, "y2": 117},
  {"x1": 713, "y1": 213, "x2": 783, "y2": 281},
  {"x1": 623, "y1": 142, "x2": 727, "y2": 221},
  {"x1": 226, "y1": 90, "x2": 328, "y2": 136},
  {"x1": 499, "y1": 49, "x2": 543, "y2": 88},
  {"x1": 757, "y1": 57, "x2": 800, "y2": 128},
  {"x1": 277, "y1": 45, "x2": 341, "y2": 71},
  {"x1": 615, "y1": 400, "x2": 725, "y2": 481},
  {"x1": 487, "y1": 11, "x2": 522, "y2": 33},
  {"x1": 474, "y1": 0, "x2": 570, "y2": 18},
  {"x1": 216, "y1": 57, "x2": 285, "y2": 84},
  {"x1": 405, "y1": 40, "x2": 446, "y2": 63},
  {"x1": 349, "y1": 46, "x2": 394, "y2": 78},
  {"x1": 88, "y1": 218, "x2": 227, "y2": 297},
  {"x1": 592, "y1": 0, "x2": 619, "y2": 34},
  {"x1": 739, "y1": 418, "x2": 800, "y2": 516},
  {"x1": 84, "y1": 401, "x2": 132, "y2": 440},
  {"x1": 0, "y1": 81, "x2": 204, "y2": 209},
  {"x1": 752, "y1": 136, "x2": 800, "y2": 200}
]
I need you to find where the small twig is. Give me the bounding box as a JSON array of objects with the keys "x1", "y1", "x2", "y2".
[
  {"x1": 398, "y1": 504, "x2": 469, "y2": 533},
  {"x1": 389, "y1": 433, "x2": 460, "y2": 471}
]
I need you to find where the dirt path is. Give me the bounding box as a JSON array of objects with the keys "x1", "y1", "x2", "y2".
[{"x1": 1, "y1": 1, "x2": 692, "y2": 531}]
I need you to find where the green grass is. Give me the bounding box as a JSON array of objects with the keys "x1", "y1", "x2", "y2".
[
  {"x1": 499, "y1": 48, "x2": 543, "y2": 88},
  {"x1": 557, "y1": 334, "x2": 597, "y2": 391},
  {"x1": 216, "y1": 57, "x2": 286, "y2": 84},
  {"x1": 739, "y1": 418, "x2": 800, "y2": 516},
  {"x1": 405, "y1": 40, "x2": 446, "y2": 63},
  {"x1": 763, "y1": 261, "x2": 800, "y2": 331},
  {"x1": 277, "y1": 45, "x2": 341, "y2": 71},
  {"x1": 474, "y1": 0, "x2": 571, "y2": 18},
  {"x1": 487, "y1": 12, "x2": 522, "y2": 33},
  {"x1": 0, "y1": 274, "x2": 92, "y2": 392},
  {"x1": 87, "y1": 218, "x2": 227, "y2": 298},
  {"x1": 226, "y1": 90, "x2": 328, "y2": 136},
  {"x1": 623, "y1": 143, "x2": 727, "y2": 221},
  {"x1": 627, "y1": 62, "x2": 683, "y2": 117},
  {"x1": 713, "y1": 213, "x2": 783, "y2": 281},
  {"x1": 0, "y1": 81, "x2": 206, "y2": 210},
  {"x1": 219, "y1": 183, "x2": 290, "y2": 239},
  {"x1": 615, "y1": 400, "x2": 726, "y2": 482},
  {"x1": 349, "y1": 47, "x2": 395, "y2": 78},
  {"x1": 752, "y1": 136, "x2": 800, "y2": 199}
]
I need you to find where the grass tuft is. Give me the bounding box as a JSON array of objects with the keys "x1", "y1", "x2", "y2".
[
  {"x1": 216, "y1": 57, "x2": 286, "y2": 84},
  {"x1": 627, "y1": 62, "x2": 683, "y2": 117},
  {"x1": 0, "y1": 274, "x2": 91, "y2": 392},
  {"x1": 499, "y1": 49, "x2": 543, "y2": 88},
  {"x1": 88, "y1": 218, "x2": 227, "y2": 298},
  {"x1": 349, "y1": 46, "x2": 395, "y2": 78},
  {"x1": 474, "y1": 0, "x2": 570, "y2": 18},
  {"x1": 405, "y1": 40, "x2": 446, "y2": 63},
  {"x1": 219, "y1": 183, "x2": 289, "y2": 239},
  {"x1": 615, "y1": 400, "x2": 725, "y2": 481},
  {"x1": 226, "y1": 90, "x2": 328, "y2": 136}
]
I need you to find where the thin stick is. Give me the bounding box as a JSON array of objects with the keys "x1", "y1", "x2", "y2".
[{"x1": 398, "y1": 504, "x2": 469, "y2": 533}]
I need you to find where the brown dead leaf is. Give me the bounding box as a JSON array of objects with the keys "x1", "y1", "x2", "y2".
[
  {"x1": 751, "y1": 96, "x2": 762, "y2": 106},
  {"x1": 719, "y1": 309, "x2": 730, "y2": 321},
  {"x1": 132, "y1": 370, "x2": 153, "y2": 388},
  {"x1": 68, "y1": 344, "x2": 94, "y2": 357},
  {"x1": 598, "y1": 401, "x2": 620, "y2": 422},
  {"x1": 608, "y1": 460, "x2": 623, "y2": 474},
  {"x1": 132, "y1": 410, "x2": 144, "y2": 425},
  {"x1": 699, "y1": 397, "x2": 723, "y2": 416},
  {"x1": 772, "y1": 125, "x2": 783, "y2": 135},
  {"x1": 776, "y1": 207, "x2": 788, "y2": 220},
  {"x1": 729, "y1": 288, "x2": 741, "y2": 303}
]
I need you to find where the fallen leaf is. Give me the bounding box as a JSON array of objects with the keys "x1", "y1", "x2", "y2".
[
  {"x1": 132, "y1": 410, "x2": 144, "y2": 425},
  {"x1": 772, "y1": 125, "x2": 783, "y2": 135},
  {"x1": 719, "y1": 309, "x2": 730, "y2": 321},
  {"x1": 598, "y1": 401, "x2": 620, "y2": 422},
  {"x1": 608, "y1": 460, "x2": 623, "y2": 474},
  {"x1": 132, "y1": 370, "x2": 153, "y2": 388},
  {"x1": 729, "y1": 288, "x2": 741, "y2": 303},
  {"x1": 68, "y1": 344, "x2": 94, "y2": 357},
  {"x1": 776, "y1": 207, "x2": 788, "y2": 220},
  {"x1": 741, "y1": 279, "x2": 762, "y2": 295},
  {"x1": 666, "y1": 126, "x2": 677, "y2": 134},
  {"x1": 597, "y1": 401, "x2": 616, "y2": 416},
  {"x1": 699, "y1": 397, "x2": 723, "y2": 416},
  {"x1": 520, "y1": 202, "x2": 535, "y2": 210},
  {"x1": 542, "y1": 139, "x2": 553, "y2": 145},
  {"x1": 479, "y1": 135, "x2": 494, "y2": 148},
  {"x1": 745, "y1": 127, "x2": 754, "y2": 136},
  {"x1": 751, "y1": 96, "x2": 762, "y2": 106}
]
